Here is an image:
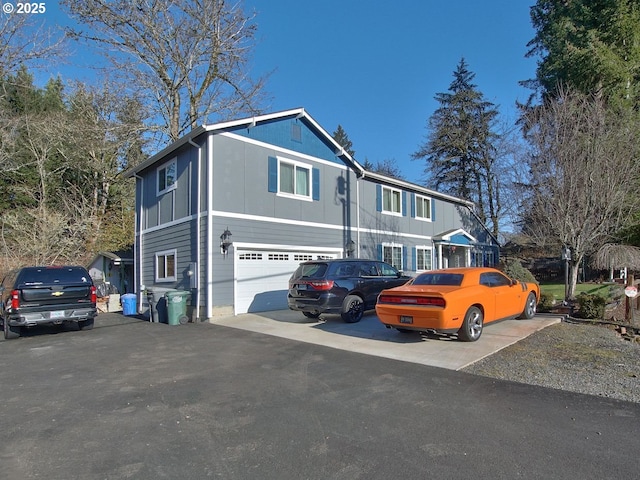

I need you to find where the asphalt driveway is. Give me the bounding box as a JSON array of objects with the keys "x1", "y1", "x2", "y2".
[
  {"x1": 1, "y1": 313, "x2": 639, "y2": 480},
  {"x1": 212, "y1": 309, "x2": 562, "y2": 370}
]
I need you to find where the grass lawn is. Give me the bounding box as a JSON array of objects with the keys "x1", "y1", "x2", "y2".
[{"x1": 539, "y1": 283, "x2": 616, "y2": 301}]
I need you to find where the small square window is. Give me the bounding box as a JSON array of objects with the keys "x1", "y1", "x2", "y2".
[{"x1": 155, "y1": 249, "x2": 177, "y2": 282}]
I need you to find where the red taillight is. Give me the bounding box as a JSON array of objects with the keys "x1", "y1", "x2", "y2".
[
  {"x1": 90, "y1": 285, "x2": 97, "y2": 303},
  {"x1": 10, "y1": 289, "x2": 19, "y2": 309},
  {"x1": 378, "y1": 295, "x2": 445, "y2": 307},
  {"x1": 307, "y1": 280, "x2": 334, "y2": 291}
]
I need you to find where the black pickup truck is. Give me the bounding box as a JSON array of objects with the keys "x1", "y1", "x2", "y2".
[{"x1": 0, "y1": 266, "x2": 97, "y2": 340}]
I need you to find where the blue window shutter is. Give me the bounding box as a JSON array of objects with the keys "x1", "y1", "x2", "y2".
[
  {"x1": 402, "y1": 191, "x2": 407, "y2": 216},
  {"x1": 376, "y1": 184, "x2": 382, "y2": 212},
  {"x1": 377, "y1": 244, "x2": 383, "y2": 261},
  {"x1": 402, "y1": 246, "x2": 408, "y2": 269},
  {"x1": 431, "y1": 198, "x2": 436, "y2": 221},
  {"x1": 312, "y1": 168, "x2": 320, "y2": 201},
  {"x1": 411, "y1": 193, "x2": 416, "y2": 218},
  {"x1": 412, "y1": 246, "x2": 417, "y2": 271},
  {"x1": 268, "y1": 156, "x2": 278, "y2": 192}
]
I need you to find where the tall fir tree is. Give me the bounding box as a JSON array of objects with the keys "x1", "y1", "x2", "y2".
[
  {"x1": 332, "y1": 124, "x2": 355, "y2": 159},
  {"x1": 413, "y1": 58, "x2": 499, "y2": 232}
]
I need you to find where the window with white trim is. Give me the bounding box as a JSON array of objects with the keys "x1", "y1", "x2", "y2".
[
  {"x1": 416, "y1": 247, "x2": 433, "y2": 271},
  {"x1": 279, "y1": 159, "x2": 311, "y2": 199},
  {"x1": 383, "y1": 245, "x2": 403, "y2": 270},
  {"x1": 382, "y1": 186, "x2": 402, "y2": 214},
  {"x1": 157, "y1": 159, "x2": 177, "y2": 195},
  {"x1": 415, "y1": 195, "x2": 432, "y2": 221},
  {"x1": 155, "y1": 249, "x2": 177, "y2": 282}
]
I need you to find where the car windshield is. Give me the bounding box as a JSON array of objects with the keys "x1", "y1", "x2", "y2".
[
  {"x1": 412, "y1": 273, "x2": 463, "y2": 286},
  {"x1": 294, "y1": 263, "x2": 328, "y2": 279}
]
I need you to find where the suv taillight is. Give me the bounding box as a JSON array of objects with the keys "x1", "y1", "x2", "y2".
[
  {"x1": 308, "y1": 280, "x2": 334, "y2": 291},
  {"x1": 90, "y1": 285, "x2": 97, "y2": 303},
  {"x1": 10, "y1": 289, "x2": 19, "y2": 309}
]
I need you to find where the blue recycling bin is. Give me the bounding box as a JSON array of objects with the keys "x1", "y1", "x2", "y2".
[{"x1": 121, "y1": 293, "x2": 137, "y2": 316}]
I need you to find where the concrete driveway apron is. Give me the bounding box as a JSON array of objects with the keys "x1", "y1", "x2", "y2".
[{"x1": 212, "y1": 310, "x2": 561, "y2": 370}]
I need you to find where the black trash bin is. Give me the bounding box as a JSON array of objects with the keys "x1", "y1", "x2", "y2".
[{"x1": 146, "y1": 288, "x2": 176, "y2": 323}]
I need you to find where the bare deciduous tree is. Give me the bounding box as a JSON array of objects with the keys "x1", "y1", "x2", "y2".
[
  {"x1": 0, "y1": 11, "x2": 66, "y2": 75},
  {"x1": 61, "y1": 0, "x2": 268, "y2": 142},
  {"x1": 520, "y1": 88, "x2": 640, "y2": 298}
]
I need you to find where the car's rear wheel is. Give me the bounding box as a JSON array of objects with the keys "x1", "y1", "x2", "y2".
[
  {"x1": 3, "y1": 319, "x2": 20, "y2": 340},
  {"x1": 341, "y1": 295, "x2": 364, "y2": 323},
  {"x1": 458, "y1": 306, "x2": 483, "y2": 342},
  {"x1": 79, "y1": 318, "x2": 94, "y2": 330},
  {"x1": 520, "y1": 293, "x2": 537, "y2": 319},
  {"x1": 302, "y1": 311, "x2": 321, "y2": 319}
]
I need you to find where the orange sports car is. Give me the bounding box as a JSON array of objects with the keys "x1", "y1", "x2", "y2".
[{"x1": 375, "y1": 267, "x2": 539, "y2": 342}]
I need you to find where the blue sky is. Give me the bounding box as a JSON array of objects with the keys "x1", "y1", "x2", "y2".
[{"x1": 42, "y1": 1, "x2": 537, "y2": 184}]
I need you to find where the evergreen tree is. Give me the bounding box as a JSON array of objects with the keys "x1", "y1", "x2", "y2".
[
  {"x1": 527, "y1": 0, "x2": 640, "y2": 108},
  {"x1": 413, "y1": 58, "x2": 500, "y2": 233},
  {"x1": 332, "y1": 124, "x2": 355, "y2": 159}
]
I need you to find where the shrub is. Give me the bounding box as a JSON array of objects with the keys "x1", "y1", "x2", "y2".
[
  {"x1": 502, "y1": 260, "x2": 538, "y2": 284},
  {"x1": 537, "y1": 292, "x2": 556, "y2": 312},
  {"x1": 575, "y1": 293, "x2": 606, "y2": 319}
]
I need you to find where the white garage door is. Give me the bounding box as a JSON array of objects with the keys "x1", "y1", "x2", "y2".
[{"x1": 235, "y1": 249, "x2": 338, "y2": 314}]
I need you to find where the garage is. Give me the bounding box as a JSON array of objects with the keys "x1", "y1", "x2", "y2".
[{"x1": 235, "y1": 248, "x2": 339, "y2": 314}]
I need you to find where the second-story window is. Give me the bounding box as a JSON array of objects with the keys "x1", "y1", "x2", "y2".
[
  {"x1": 382, "y1": 186, "x2": 401, "y2": 214},
  {"x1": 157, "y1": 159, "x2": 177, "y2": 195},
  {"x1": 415, "y1": 195, "x2": 432, "y2": 221},
  {"x1": 279, "y1": 159, "x2": 311, "y2": 199}
]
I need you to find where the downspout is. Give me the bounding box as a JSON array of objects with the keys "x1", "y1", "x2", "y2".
[
  {"x1": 132, "y1": 173, "x2": 144, "y2": 313},
  {"x1": 188, "y1": 139, "x2": 202, "y2": 322},
  {"x1": 206, "y1": 134, "x2": 214, "y2": 320}
]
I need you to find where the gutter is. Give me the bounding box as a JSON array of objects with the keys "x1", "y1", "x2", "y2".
[{"x1": 132, "y1": 173, "x2": 144, "y2": 314}]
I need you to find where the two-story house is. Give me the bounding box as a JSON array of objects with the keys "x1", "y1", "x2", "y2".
[{"x1": 125, "y1": 108, "x2": 499, "y2": 320}]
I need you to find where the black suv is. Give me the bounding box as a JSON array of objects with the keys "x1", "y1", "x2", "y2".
[
  {"x1": 288, "y1": 259, "x2": 411, "y2": 323},
  {"x1": 0, "y1": 266, "x2": 97, "y2": 339}
]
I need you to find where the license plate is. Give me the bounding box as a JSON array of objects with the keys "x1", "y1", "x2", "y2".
[
  {"x1": 296, "y1": 284, "x2": 307, "y2": 291},
  {"x1": 50, "y1": 310, "x2": 65, "y2": 319},
  {"x1": 400, "y1": 316, "x2": 413, "y2": 324}
]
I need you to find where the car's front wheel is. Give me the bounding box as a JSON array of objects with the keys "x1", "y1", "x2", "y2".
[
  {"x1": 341, "y1": 295, "x2": 364, "y2": 323},
  {"x1": 520, "y1": 293, "x2": 537, "y2": 319},
  {"x1": 458, "y1": 306, "x2": 483, "y2": 342}
]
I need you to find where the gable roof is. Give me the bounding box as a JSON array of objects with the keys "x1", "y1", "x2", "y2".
[{"x1": 124, "y1": 108, "x2": 475, "y2": 209}]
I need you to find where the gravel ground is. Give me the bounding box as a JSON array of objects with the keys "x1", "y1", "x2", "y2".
[{"x1": 462, "y1": 320, "x2": 640, "y2": 403}]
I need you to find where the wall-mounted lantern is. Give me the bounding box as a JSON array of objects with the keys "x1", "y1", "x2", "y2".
[
  {"x1": 345, "y1": 239, "x2": 356, "y2": 258},
  {"x1": 220, "y1": 228, "x2": 233, "y2": 255}
]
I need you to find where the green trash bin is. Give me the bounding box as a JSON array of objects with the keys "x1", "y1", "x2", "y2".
[{"x1": 165, "y1": 290, "x2": 191, "y2": 326}]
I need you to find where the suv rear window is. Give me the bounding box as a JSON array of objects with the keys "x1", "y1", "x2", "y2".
[
  {"x1": 16, "y1": 267, "x2": 92, "y2": 287},
  {"x1": 293, "y1": 263, "x2": 328, "y2": 279}
]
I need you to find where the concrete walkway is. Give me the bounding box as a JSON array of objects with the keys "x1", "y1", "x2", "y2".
[{"x1": 212, "y1": 310, "x2": 562, "y2": 370}]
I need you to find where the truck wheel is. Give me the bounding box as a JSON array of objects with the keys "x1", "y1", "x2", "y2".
[{"x1": 3, "y1": 320, "x2": 20, "y2": 339}]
